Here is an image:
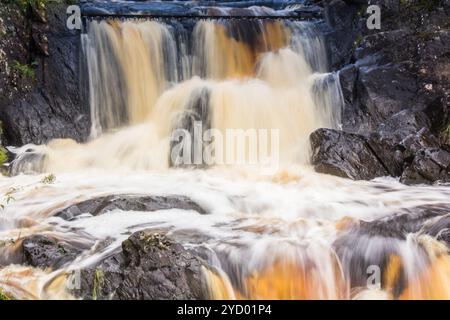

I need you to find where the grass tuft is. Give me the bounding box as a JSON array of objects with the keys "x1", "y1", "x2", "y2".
[
  {"x1": 0, "y1": 288, "x2": 12, "y2": 300},
  {"x1": 41, "y1": 173, "x2": 56, "y2": 184}
]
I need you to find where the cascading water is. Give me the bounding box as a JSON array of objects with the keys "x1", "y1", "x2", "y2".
[
  {"x1": 1, "y1": 11, "x2": 449, "y2": 300},
  {"x1": 10, "y1": 18, "x2": 340, "y2": 173}
]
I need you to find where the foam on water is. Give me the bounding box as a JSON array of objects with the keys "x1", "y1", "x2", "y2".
[{"x1": 1, "y1": 168, "x2": 449, "y2": 299}]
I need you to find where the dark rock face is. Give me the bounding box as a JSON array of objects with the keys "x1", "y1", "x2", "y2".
[
  {"x1": 56, "y1": 194, "x2": 207, "y2": 220},
  {"x1": 116, "y1": 231, "x2": 206, "y2": 300},
  {"x1": 358, "y1": 204, "x2": 450, "y2": 239},
  {"x1": 310, "y1": 0, "x2": 450, "y2": 185},
  {"x1": 320, "y1": 0, "x2": 361, "y2": 70},
  {"x1": 310, "y1": 128, "x2": 388, "y2": 180},
  {"x1": 366, "y1": 113, "x2": 432, "y2": 177},
  {"x1": 357, "y1": 63, "x2": 418, "y2": 126},
  {"x1": 0, "y1": 2, "x2": 90, "y2": 146},
  {"x1": 73, "y1": 230, "x2": 207, "y2": 300},
  {"x1": 22, "y1": 234, "x2": 85, "y2": 269},
  {"x1": 310, "y1": 125, "x2": 450, "y2": 183}
]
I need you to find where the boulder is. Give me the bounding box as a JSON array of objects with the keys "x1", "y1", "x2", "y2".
[
  {"x1": 22, "y1": 234, "x2": 87, "y2": 269},
  {"x1": 72, "y1": 230, "x2": 207, "y2": 300},
  {"x1": 56, "y1": 194, "x2": 207, "y2": 220},
  {"x1": 356, "y1": 63, "x2": 418, "y2": 127},
  {"x1": 310, "y1": 128, "x2": 388, "y2": 180}
]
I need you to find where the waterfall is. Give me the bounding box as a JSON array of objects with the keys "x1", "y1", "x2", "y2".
[
  {"x1": 82, "y1": 20, "x2": 179, "y2": 136},
  {"x1": 12, "y1": 18, "x2": 343, "y2": 173},
  {"x1": 3, "y1": 11, "x2": 448, "y2": 301}
]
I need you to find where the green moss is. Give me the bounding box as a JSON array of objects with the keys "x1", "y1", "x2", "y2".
[
  {"x1": 41, "y1": 173, "x2": 56, "y2": 184},
  {"x1": 18, "y1": 0, "x2": 47, "y2": 12},
  {"x1": 0, "y1": 147, "x2": 7, "y2": 167},
  {"x1": 92, "y1": 268, "x2": 105, "y2": 300},
  {"x1": 356, "y1": 4, "x2": 368, "y2": 18},
  {"x1": 352, "y1": 35, "x2": 363, "y2": 50},
  {"x1": 400, "y1": 0, "x2": 441, "y2": 11},
  {"x1": 139, "y1": 232, "x2": 171, "y2": 251},
  {"x1": 12, "y1": 60, "x2": 37, "y2": 80},
  {"x1": 441, "y1": 124, "x2": 450, "y2": 144}
]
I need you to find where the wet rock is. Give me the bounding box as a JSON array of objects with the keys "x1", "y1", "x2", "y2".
[
  {"x1": 31, "y1": 24, "x2": 49, "y2": 57},
  {"x1": 73, "y1": 230, "x2": 207, "y2": 300},
  {"x1": 362, "y1": 204, "x2": 450, "y2": 239},
  {"x1": 401, "y1": 128, "x2": 441, "y2": 155},
  {"x1": 400, "y1": 148, "x2": 450, "y2": 185},
  {"x1": 310, "y1": 128, "x2": 388, "y2": 180},
  {"x1": 324, "y1": 0, "x2": 356, "y2": 30},
  {"x1": 170, "y1": 87, "x2": 211, "y2": 168},
  {"x1": 56, "y1": 195, "x2": 207, "y2": 220},
  {"x1": 8, "y1": 148, "x2": 46, "y2": 175},
  {"x1": 75, "y1": 253, "x2": 125, "y2": 300},
  {"x1": 116, "y1": 231, "x2": 206, "y2": 300},
  {"x1": 339, "y1": 64, "x2": 376, "y2": 133},
  {"x1": 357, "y1": 63, "x2": 418, "y2": 126},
  {"x1": 0, "y1": 2, "x2": 90, "y2": 146},
  {"x1": 315, "y1": 0, "x2": 450, "y2": 185},
  {"x1": 333, "y1": 225, "x2": 409, "y2": 298},
  {"x1": 338, "y1": 64, "x2": 357, "y2": 106},
  {"x1": 366, "y1": 112, "x2": 432, "y2": 176},
  {"x1": 354, "y1": 29, "x2": 417, "y2": 65},
  {"x1": 367, "y1": 133, "x2": 404, "y2": 177},
  {"x1": 22, "y1": 234, "x2": 84, "y2": 269},
  {"x1": 419, "y1": 30, "x2": 450, "y2": 134},
  {"x1": 423, "y1": 215, "x2": 450, "y2": 245},
  {"x1": 320, "y1": 0, "x2": 361, "y2": 70},
  {"x1": 323, "y1": 27, "x2": 360, "y2": 71}
]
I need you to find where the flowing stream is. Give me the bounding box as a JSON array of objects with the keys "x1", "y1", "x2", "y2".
[{"x1": 0, "y1": 9, "x2": 449, "y2": 300}]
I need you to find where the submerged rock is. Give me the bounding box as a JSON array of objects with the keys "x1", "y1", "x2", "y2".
[
  {"x1": 72, "y1": 230, "x2": 207, "y2": 300},
  {"x1": 56, "y1": 194, "x2": 207, "y2": 220},
  {"x1": 333, "y1": 203, "x2": 450, "y2": 298},
  {"x1": 310, "y1": 128, "x2": 388, "y2": 180}
]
